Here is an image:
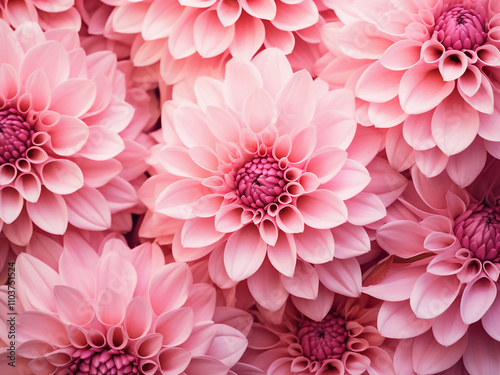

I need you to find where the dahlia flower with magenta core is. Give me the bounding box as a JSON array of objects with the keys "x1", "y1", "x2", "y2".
[
  {"x1": 321, "y1": 0, "x2": 500, "y2": 186},
  {"x1": 0, "y1": 233, "x2": 252, "y2": 375},
  {"x1": 364, "y1": 161, "x2": 500, "y2": 374},
  {"x1": 139, "y1": 47, "x2": 404, "y2": 312}
]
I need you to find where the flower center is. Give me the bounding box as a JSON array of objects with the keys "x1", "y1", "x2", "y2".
[
  {"x1": 297, "y1": 313, "x2": 348, "y2": 362},
  {"x1": 235, "y1": 155, "x2": 285, "y2": 209},
  {"x1": 433, "y1": 4, "x2": 488, "y2": 50},
  {"x1": 67, "y1": 348, "x2": 139, "y2": 375},
  {"x1": 0, "y1": 108, "x2": 34, "y2": 165},
  {"x1": 454, "y1": 202, "x2": 500, "y2": 262}
]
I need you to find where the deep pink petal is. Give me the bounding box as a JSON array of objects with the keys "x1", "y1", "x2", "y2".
[
  {"x1": 315, "y1": 258, "x2": 361, "y2": 297},
  {"x1": 247, "y1": 258, "x2": 289, "y2": 311}
]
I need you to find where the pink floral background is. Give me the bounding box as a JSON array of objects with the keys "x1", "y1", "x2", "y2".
[{"x1": 0, "y1": 0, "x2": 499, "y2": 374}]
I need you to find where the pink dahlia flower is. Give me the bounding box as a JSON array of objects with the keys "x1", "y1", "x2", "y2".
[
  {"x1": 0, "y1": 0, "x2": 81, "y2": 30},
  {"x1": 0, "y1": 20, "x2": 145, "y2": 246},
  {"x1": 364, "y1": 161, "x2": 500, "y2": 373},
  {"x1": 92, "y1": 0, "x2": 326, "y2": 83},
  {"x1": 243, "y1": 291, "x2": 395, "y2": 375},
  {"x1": 139, "y1": 48, "x2": 406, "y2": 312},
  {"x1": 320, "y1": 0, "x2": 500, "y2": 186},
  {"x1": 0, "y1": 233, "x2": 252, "y2": 374}
]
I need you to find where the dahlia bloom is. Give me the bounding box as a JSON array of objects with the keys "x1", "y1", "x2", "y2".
[
  {"x1": 320, "y1": 0, "x2": 500, "y2": 186},
  {"x1": 0, "y1": 233, "x2": 252, "y2": 374},
  {"x1": 90, "y1": 0, "x2": 327, "y2": 83},
  {"x1": 0, "y1": 0, "x2": 81, "y2": 30},
  {"x1": 243, "y1": 291, "x2": 395, "y2": 375},
  {"x1": 364, "y1": 161, "x2": 500, "y2": 373},
  {"x1": 0, "y1": 20, "x2": 144, "y2": 246},
  {"x1": 139, "y1": 48, "x2": 406, "y2": 312}
]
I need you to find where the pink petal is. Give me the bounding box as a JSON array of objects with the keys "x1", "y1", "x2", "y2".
[
  {"x1": 344, "y1": 192, "x2": 386, "y2": 226},
  {"x1": 296, "y1": 189, "x2": 347, "y2": 229},
  {"x1": 215, "y1": 204, "x2": 246, "y2": 233},
  {"x1": 111, "y1": 1, "x2": 150, "y2": 34},
  {"x1": 379, "y1": 39, "x2": 422, "y2": 70},
  {"x1": 20, "y1": 40, "x2": 70, "y2": 88},
  {"x1": 410, "y1": 273, "x2": 461, "y2": 319},
  {"x1": 49, "y1": 79, "x2": 96, "y2": 117},
  {"x1": 17, "y1": 253, "x2": 59, "y2": 312},
  {"x1": 367, "y1": 97, "x2": 408, "y2": 128},
  {"x1": 399, "y1": 64, "x2": 455, "y2": 114},
  {"x1": 259, "y1": 218, "x2": 278, "y2": 246},
  {"x1": 276, "y1": 205, "x2": 304, "y2": 233},
  {"x1": 159, "y1": 147, "x2": 210, "y2": 179},
  {"x1": 432, "y1": 297, "x2": 468, "y2": 346},
  {"x1": 464, "y1": 324, "x2": 500, "y2": 375},
  {"x1": 205, "y1": 324, "x2": 248, "y2": 367},
  {"x1": 54, "y1": 285, "x2": 93, "y2": 326},
  {"x1": 217, "y1": 0, "x2": 242, "y2": 27},
  {"x1": 179, "y1": 323, "x2": 217, "y2": 355},
  {"x1": 224, "y1": 57, "x2": 263, "y2": 112},
  {"x1": 482, "y1": 285, "x2": 500, "y2": 340},
  {"x1": 181, "y1": 216, "x2": 225, "y2": 249},
  {"x1": 271, "y1": 0, "x2": 318, "y2": 31},
  {"x1": 446, "y1": 139, "x2": 487, "y2": 187},
  {"x1": 247, "y1": 258, "x2": 289, "y2": 311},
  {"x1": 158, "y1": 347, "x2": 192, "y2": 375},
  {"x1": 154, "y1": 307, "x2": 194, "y2": 346},
  {"x1": 324, "y1": 159, "x2": 370, "y2": 200},
  {"x1": 168, "y1": 10, "x2": 198, "y2": 59},
  {"x1": 230, "y1": 14, "x2": 265, "y2": 59},
  {"x1": 96, "y1": 288, "x2": 127, "y2": 326},
  {"x1": 291, "y1": 285, "x2": 333, "y2": 321},
  {"x1": 15, "y1": 173, "x2": 41, "y2": 203},
  {"x1": 378, "y1": 301, "x2": 433, "y2": 339},
  {"x1": 242, "y1": 87, "x2": 277, "y2": 133},
  {"x1": 125, "y1": 296, "x2": 153, "y2": 340},
  {"x1": 204, "y1": 105, "x2": 239, "y2": 142},
  {"x1": 412, "y1": 330, "x2": 466, "y2": 374},
  {"x1": 184, "y1": 356, "x2": 228, "y2": 375},
  {"x1": 194, "y1": 10, "x2": 235, "y2": 58},
  {"x1": 184, "y1": 283, "x2": 216, "y2": 323},
  {"x1": 64, "y1": 186, "x2": 111, "y2": 231},
  {"x1": 142, "y1": 0, "x2": 184, "y2": 40},
  {"x1": 305, "y1": 148, "x2": 347, "y2": 184},
  {"x1": 294, "y1": 226, "x2": 334, "y2": 264},
  {"x1": 281, "y1": 260, "x2": 319, "y2": 300},
  {"x1": 439, "y1": 51, "x2": 467, "y2": 81},
  {"x1": 0, "y1": 187, "x2": 23, "y2": 224},
  {"x1": 0, "y1": 19, "x2": 24, "y2": 67},
  {"x1": 149, "y1": 263, "x2": 192, "y2": 316},
  {"x1": 288, "y1": 125, "x2": 317, "y2": 163},
  {"x1": 460, "y1": 277, "x2": 497, "y2": 324},
  {"x1": 251, "y1": 47, "x2": 293, "y2": 98},
  {"x1": 18, "y1": 311, "x2": 69, "y2": 347},
  {"x1": 48, "y1": 115, "x2": 89, "y2": 156},
  {"x1": 155, "y1": 179, "x2": 208, "y2": 220},
  {"x1": 355, "y1": 61, "x2": 403, "y2": 103},
  {"x1": 240, "y1": 0, "x2": 276, "y2": 19},
  {"x1": 376, "y1": 220, "x2": 428, "y2": 258},
  {"x1": 2, "y1": 208, "x2": 32, "y2": 246},
  {"x1": 224, "y1": 225, "x2": 267, "y2": 281},
  {"x1": 403, "y1": 111, "x2": 436, "y2": 151},
  {"x1": 431, "y1": 91, "x2": 479, "y2": 156},
  {"x1": 26, "y1": 188, "x2": 68, "y2": 235},
  {"x1": 267, "y1": 232, "x2": 296, "y2": 277},
  {"x1": 330, "y1": 223, "x2": 370, "y2": 259},
  {"x1": 174, "y1": 107, "x2": 217, "y2": 150},
  {"x1": 315, "y1": 258, "x2": 361, "y2": 297},
  {"x1": 77, "y1": 125, "x2": 125, "y2": 160},
  {"x1": 459, "y1": 72, "x2": 494, "y2": 114},
  {"x1": 41, "y1": 159, "x2": 84, "y2": 195},
  {"x1": 24, "y1": 69, "x2": 50, "y2": 112}
]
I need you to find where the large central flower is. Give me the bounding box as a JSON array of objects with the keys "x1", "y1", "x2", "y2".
[{"x1": 433, "y1": 4, "x2": 488, "y2": 50}]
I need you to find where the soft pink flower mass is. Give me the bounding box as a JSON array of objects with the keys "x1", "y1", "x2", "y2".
[{"x1": 2, "y1": 0, "x2": 500, "y2": 374}]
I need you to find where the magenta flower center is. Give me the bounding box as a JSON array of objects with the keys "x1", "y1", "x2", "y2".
[
  {"x1": 67, "y1": 348, "x2": 139, "y2": 375},
  {"x1": 0, "y1": 108, "x2": 34, "y2": 164},
  {"x1": 235, "y1": 155, "x2": 286, "y2": 209},
  {"x1": 297, "y1": 313, "x2": 348, "y2": 362},
  {"x1": 454, "y1": 202, "x2": 500, "y2": 262},
  {"x1": 433, "y1": 4, "x2": 488, "y2": 50}
]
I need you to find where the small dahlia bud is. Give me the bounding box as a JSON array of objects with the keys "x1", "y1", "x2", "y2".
[
  {"x1": 433, "y1": 4, "x2": 488, "y2": 50},
  {"x1": 0, "y1": 108, "x2": 34, "y2": 164}
]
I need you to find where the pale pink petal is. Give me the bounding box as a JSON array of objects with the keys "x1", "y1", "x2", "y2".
[
  {"x1": 315, "y1": 258, "x2": 361, "y2": 297},
  {"x1": 464, "y1": 324, "x2": 500, "y2": 375},
  {"x1": 251, "y1": 47, "x2": 293, "y2": 98},
  {"x1": 367, "y1": 97, "x2": 408, "y2": 128},
  {"x1": 0, "y1": 187, "x2": 23, "y2": 224},
  {"x1": 156, "y1": 179, "x2": 208, "y2": 220},
  {"x1": 158, "y1": 347, "x2": 192, "y2": 375},
  {"x1": 446, "y1": 139, "x2": 487, "y2": 187},
  {"x1": 41, "y1": 159, "x2": 84, "y2": 195},
  {"x1": 15, "y1": 173, "x2": 41, "y2": 203},
  {"x1": 194, "y1": 10, "x2": 235, "y2": 58},
  {"x1": 376, "y1": 220, "x2": 428, "y2": 258},
  {"x1": 460, "y1": 277, "x2": 497, "y2": 324},
  {"x1": 184, "y1": 356, "x2": 228, "y2": 375},
  {"x1": 410, "y1": 273, "x2": 461, "y2": 319},
  {"x1": 179, "y1": 323, "x2": 217, "y2": 356},
  {"x1": 305, "y1": 148, "x2": 347, "y2": 184},
  {"x1": 379, "y1": 39, "x2": 422, "y2": 70},
  {"x1": 240, "y1": 0, "x2": 276, "y2": 19},
  {"x1": 217, "y1": 0, "x2": 242, "y2": 27},
  {"x1": 412, "y1": 330, "x2": 466, "y2": 374},
  {"x1": 247, "y1": 259, "x2": 289, "y2": 311},
  {"x1": 296, "y1": 189, "x2": 347, "y2": 229},
  {"x1": 2, "y1": 208, "x2": 32, "y2": 246},
  {"x1": 111, "y1": 2, "x2": 150, "y2": 34},
  {"x1": 26, "y1": 188, "x2": 68, "y2": 235},
  {"x1": 439, "y1": 51, "x2": 468, "y2": 81},
  {"x1": 0, "y1": 17, "x2": 24, "y2": 66},
  {"x1": 53, "y1": 285, "x2": 93, "y2": 326},
  {"x1": 355, "y1": 61, "x2": 403, "y2": 103},
  {"x1": 24, "y1": 69, "x2": 50, "y2": 112},
  {"x1": 378, "y1": 300, "x2": 433, "y2": 339},
  {"x1": 205, "y1": 324, "x2": 247, "y2": 367},
  {"x1": 344, "y1": 192, "x2": 386, "y2": 226},
  {"x1": 168, "y1": 10, "x2": 198, "y2": 59},
  {"x1": 154, "y1": 307, "x2": 194, "y2": 346},
  {"x1": 214, "y1": 204, "x2": 245, "y2": 233},
  {"x1": 224, "y1": 225, "x2": 267, "y2": 281},
  {"x1": 142, "y1": 1, "x2": 184, "y2": 40},
  {"x1": 181, "y1": 216, "x2": 225, "y2": 249},
  {"x1": 294, "y1": 226, "x2": 334, "y2": 264},
  {"x1": 77, "y1": 125, "x2": 125, "y2": 160},
  {"x1": 323, "y1": 159, "x2": 370, "y2": 200},
  {"x1": 403, "y1": 111, "x2": 436, "y2": 151},
  {"x1": 184, "y1": 283, "x2": 216, "y2": 324},
  {"x1": 271, "y1": 0, "x2": 318, "y2": 31},
  {"x1": 267, "y1": 232, "x2": 296, "y2": 277},
  {"x1": 432, "y1": 297, "x2": 468, "y2": 346},
  {"x1": 276, "y1": 205, "x2": 304, "y2": 233},
  {"x1": 64, "y1": 186, "x2": 111, "y2": 230},
  {"x1": 149, "y1": 263, "x2": 192, "y2": 316},
  {"x1": 431, "y1": 91, "x2": 479, "y2": 156},
  {"x1": 330, "y1": 223, "x2": 370, "y2": 259},
  {"x1": 48, "y1": 115, "x2": 89, "y2": 156},
  {"x1": 174, "y1": 107, "x2": 218, "y2": 150},
  {"x1": 96, "y1": 288, "x2": 127, "y2": 326},
  {"x1": 399, "y1": 64, "x2": 455, "y2": 115},
  {"x1": 459, "y1": 73, "x2": 494, "y2": 114},
  {"x1": 230, "y1": 14, "x2": 265, "y2": 59},
  {"x1": 281, "y1": 260, "x2": 319, "y2": 300},
  {"x1": 18, "y1": 311, "x2": 69, "y2": 347},
  {"x1": 49, "y1": 79, "x2": 96, "y2": 117},
  {"x1": 242, "y1": 87, "x2": 277, "y2": 133}
]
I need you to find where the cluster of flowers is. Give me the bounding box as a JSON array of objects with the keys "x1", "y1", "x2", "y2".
[{"x1": 1, "y1": 0, "x2": 500, "y2": 374}]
